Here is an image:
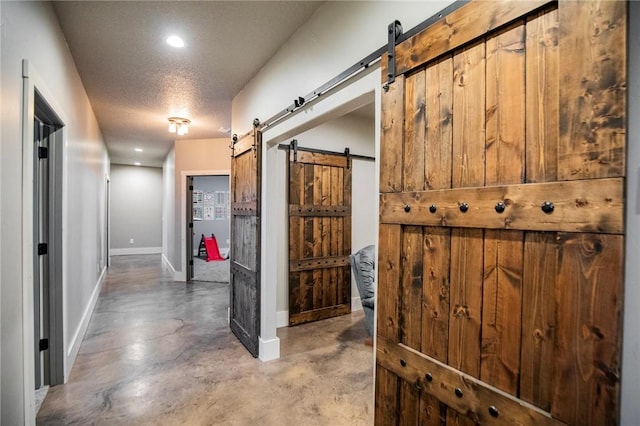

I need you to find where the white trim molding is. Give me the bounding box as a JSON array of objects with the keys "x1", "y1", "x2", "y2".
[
  {"x1": 110, "y1": 247, "x2": 162, "y2": 256},
  {"x1": 259, "y1": 336, "x2": 281, "y2": 362},
  {"x1": 65, "y1": 266, "x2": 106, "y2": 381}
]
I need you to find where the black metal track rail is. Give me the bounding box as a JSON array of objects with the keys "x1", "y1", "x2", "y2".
[
  {"x1": 234, "y1": 0, "x2": 468, "y2": 139},
  {"x1": 277, "y1": 141, "x2": 375, "y2": 162}
]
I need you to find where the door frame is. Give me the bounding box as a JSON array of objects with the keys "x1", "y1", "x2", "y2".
[
  {"x1": 178, "y1": 169, "x2": 230, "y2": 282},
  {"x1": 259, "y1": 66, "x2": 380, "y2": 361},
  {"x1": 21, "y1": 59, "x2": 67, "y2": 421}
]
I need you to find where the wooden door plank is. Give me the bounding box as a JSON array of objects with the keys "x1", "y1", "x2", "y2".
[
  {"x1": 558, "y1": 0, "x2": 626, "y2": 180},
  {"x1": 480, "y1": 230, "x2": 523, "y2": 395},
  {"x1": 312, "y1": 165, "x2": 324, "y2": 312},
  {"x1": 551, "y1": 233, "x2": 623, "y2": 425},
  {"x1": 485, "y1": 21, "x2": 525, "y2": 185},
  {"x1": 380, "y1": 75, "x2": 405, "y2": 193},
  {"x1": 404, "y1": 70, "x2": 427, "y2": 192},
  {"x1": 481, "y1": 21, "x2": 526, "y2": 397},
  {"x1": 452, "y1": 41, "x2": 485, "y2": 189},
  {"x1": 394, "y1": 0, "x2": 551, "y2": 76},
  {"x1": 377, "y1": 224, "x2": 402, "y2": 341},
  {"x1": 448, "y1": 228, "x2": 483, "y2": 378},
  {"x1": 399, "y1": 226, "x2": 424, "y2": 425},
  {"x1": 377, "y1": 337, "x2": 564, "y2": 426},
  {"x1": 375, "y1": 365, "x2": 399, "y2": 426},
  {"x1": 341, "y1": 165, "x2": 352, "y2": 306},
  {"x1": 379, "y1": 178, "x2": 624, "y2": 234},
  {"x1": 420, "y1": 227, "x2": 451, "y2": 426},
  {"x1": 421, "y1": 227, "x2": 450, "y2": 363},
  {"x1": 448, "y1": 39, "x2": 486, "y2": 426},
  {"x1": 520, "y1": 232, "x2": 557, "y2": 412},
  {"x1": 425, "y1": 56, "x2": 453, "y2": 191},
  {"x1": 525, "y1": 7, "x2": 559, "y2": 183}
]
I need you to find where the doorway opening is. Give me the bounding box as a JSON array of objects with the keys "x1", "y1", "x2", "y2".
[
  {"x1": 33, "y1": 89, "x2": 65, "y2": 402},
  {"x1": 185, "y1": 174, "x2": 231, "y2": 283},
  {"x1": 278, "y1": 100, "x2": 377, "y2": 356}
]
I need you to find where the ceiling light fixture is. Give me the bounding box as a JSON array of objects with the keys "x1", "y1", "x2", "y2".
[
  {"x1": 168, "y1": 117, "x2": 191, "y2": 136},
  {"x1": 134, "y1": 148, "x2": 143, "y2": 152},
  {"x1": 166, "y1": 35, "x2": 185, "y2": 48},
  {"x1": 134, "y1": 162, "x2": 141, "y2": 166}
]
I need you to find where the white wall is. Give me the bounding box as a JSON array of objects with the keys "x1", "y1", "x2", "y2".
[
  {"x1": 110, "y1": 164, "x2": 163, "y2": 254},
  {"x1": 162, "y1": 148, "x2": 176, "y2": 274},
  {"x1": 0, "y1": 2, "x2": 109, "y2": 424}
]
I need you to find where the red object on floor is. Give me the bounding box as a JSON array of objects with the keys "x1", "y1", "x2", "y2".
[{"x1": 204, "y1": 235, "x2": 224, "y2": 262}]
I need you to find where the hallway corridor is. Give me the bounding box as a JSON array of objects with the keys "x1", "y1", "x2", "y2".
[{"x1": 37, "y1": 255, "x2": 373, "y2": 425}]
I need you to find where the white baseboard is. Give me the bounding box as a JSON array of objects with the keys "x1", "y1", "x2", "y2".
[
  {"x1": 110, "y1": 246, "x2": 162, "y2": 256},
  {"x1": 351, "y1": 296, "x2": 363, "y2": 312},
  {"x1": 259, "y1": 336, "x2": 280, "y2": 362},
  {"x1": 65, "y1": 266, "x2": 106, "y2": 381},
  {"x1": 161, "y1": 253, "x2": 176, "y2": 276},
  {"x1": 276, "y1": 310, "x2": 289, "y2": 328}
]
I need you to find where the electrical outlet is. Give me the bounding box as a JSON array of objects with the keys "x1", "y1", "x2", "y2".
[{"x1": 129, "y1": 238, "x2": 134, "y2": 244}]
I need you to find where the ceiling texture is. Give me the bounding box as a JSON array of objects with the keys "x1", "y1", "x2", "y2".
[{"x1": 53, "y1": 1, "x2": 324, "y2": 167}]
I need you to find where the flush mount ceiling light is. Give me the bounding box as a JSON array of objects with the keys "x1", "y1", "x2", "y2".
[
  {"x1": 134, "y1": 148, "x2": 143, "y2": 152},
  {"x1": 168, "y1": 117, "x2": 191, "y2": 136},
  {"x1": 166, "y1": 35, "x2": 185, "y2": 48}
]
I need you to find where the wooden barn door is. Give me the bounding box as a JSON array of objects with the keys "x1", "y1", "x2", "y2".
[
  {"x1": 376, "y1": 1, "x2": 626, "y2": 425},
  {"x1": 230, "y1": 126, "x2": 261, "y2": 357},
  {"x1": 288, "y1": 147, "x2": 352, "y2": 326}
]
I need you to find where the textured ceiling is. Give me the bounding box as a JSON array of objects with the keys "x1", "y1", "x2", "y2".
[{"x1": 53, "y1": 1, "x2": 324, "y2": 166}]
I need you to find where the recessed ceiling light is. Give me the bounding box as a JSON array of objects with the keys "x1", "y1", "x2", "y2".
[
  {"x1": 134, "y1": 162, "x2": 141, "y2": 166},
  {"x1": 166, "y1": 35, "x2": 185, "y2": 48},
  {"x1": 134, "y1": 148, "x2": 143, "y2": 152}
]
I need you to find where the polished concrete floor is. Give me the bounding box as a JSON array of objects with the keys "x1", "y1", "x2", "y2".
[{"x1": 37, "y1": 255, "x2": 374, "y2": 425}]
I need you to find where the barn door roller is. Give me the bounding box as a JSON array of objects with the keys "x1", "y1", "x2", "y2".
[{"x1": 386, "y1": 20, "x2": 403, "y2": 86}]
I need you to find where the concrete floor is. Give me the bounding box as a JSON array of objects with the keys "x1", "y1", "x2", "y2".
[{"x1": 37, "y1": 255, "x2": 374, "y2": 425}]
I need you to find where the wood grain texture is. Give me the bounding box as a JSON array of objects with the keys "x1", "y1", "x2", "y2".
[
  {"x1": 377, "y1": 224, "x2": 401, "y2": 341},
  {"x1": 452, "y1": 41, "x2": 485, "y2": 189},
  {"x1": 425, "y1": 56, "x2": 453, "y2": 191},
  {"x1": 400, "y1": 226, "x2": 424, "y2": 350},
  {"x1": 288, "y1": 155, "x2": 350, "y2": 326},
  {"x1": 380, "y1": 75, "x2": 405, "y2": 193},
  {"x1": 421, "y1": 227, "x2": 450, "y2": 363},
  {"x1": 375, "y1": 365, "x2": 399, "y2": 426},
  {"x1": 403, "y1": 71, "x2": 427, "y2": 192},
  {"x1": 520, "y1": 232, "x2": 557, "y2": 411},
  {"x1": 551, "y1": 233, "x2": 623, "y2": 425},
  {"x1": 485, "y1": 22, "x2": 525, "y2": 185},
  {"x1": 377, "y1": 337, "x2": 564, "y2": 426},
  {"x1": 558, "y1": 0, "x2": 626, "y2": 180},
  {"x1": 229, "y1": 129, "x2": 261, "y2": 357},
  {"x1": 394, "y1": 0, "x2": 551, "y2": 76},
  {"x1": 448, "y1": 228, "x2": 483, "y2": 378},
  {"x1": 525, "y1": 7, "x2": 559, "y2": 183},
  {"x1": 480, "y1": 230, "x2": 523, "y2": 395},
  {"x1": 379, "y1": 178, "x2": 624, "y2": 234}
]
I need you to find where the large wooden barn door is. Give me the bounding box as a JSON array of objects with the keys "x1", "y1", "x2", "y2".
[
  {"x1": 230, "y1": 126, "x2": 261, "y2": 357},
  {"x1": 288, "y1": 147, "x2": 352, "y2": 326},
  {"x1": 376, "y1": 1, "x2": 626, "y2": 425}
]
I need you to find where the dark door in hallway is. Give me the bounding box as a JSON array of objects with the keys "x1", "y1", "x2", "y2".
[
  {"x1": 186, "y1": 176, "x2": 194, "y2": 281},
  {"x1": 229, "y1": 125, "x2": 261, "y2": 357},
  {"x1": 32, "y1": 89, "x2": 65, "y2": 388},
  {"x1": 376, "y1": 1, "x2": 626, "y2": 425},
  {"x1": 288, "y1": 147, "x2": 352, "y2": 326}
]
